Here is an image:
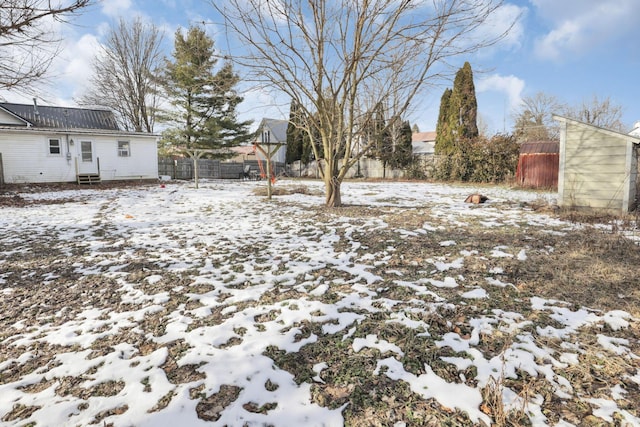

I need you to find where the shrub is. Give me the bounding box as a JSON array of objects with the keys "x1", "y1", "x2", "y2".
[{"x1": 433, "y1": 134, "x2": 519, "y2": 183}]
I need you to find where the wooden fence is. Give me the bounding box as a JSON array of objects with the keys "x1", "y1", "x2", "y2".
[
  {"x1": 158, "y1": 158, "x2": 286, "y2": 180},
  {"x1": 158, "y1": 156, "x2": 434, "y2": 181}
]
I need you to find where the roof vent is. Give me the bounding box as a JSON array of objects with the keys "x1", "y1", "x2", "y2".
[{"x1": 33, "y1": 98, "x2": 39, "y2": 116}]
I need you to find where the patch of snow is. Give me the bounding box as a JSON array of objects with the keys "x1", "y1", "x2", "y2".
[{"x1": 461, "y1": 288, "x2": 488, "y2": 299}]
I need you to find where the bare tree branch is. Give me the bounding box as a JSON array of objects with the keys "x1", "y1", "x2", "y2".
[
  {"x1": 0, "y1": 0, "x2": 93, "y2": 92},
  {"x1": 564, "y1": 95, "x2": 626, "y2": 132},
  {"x1": 213, "y1": 0, "x2": 515, "y2": 206},
  {"x1": 77, "y1": 17, "x2": 164, "y2": 132}
]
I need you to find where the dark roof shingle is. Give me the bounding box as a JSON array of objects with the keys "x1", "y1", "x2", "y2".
[{"x1": 0, "y1": 102, "x2": 120, "y2": 130}]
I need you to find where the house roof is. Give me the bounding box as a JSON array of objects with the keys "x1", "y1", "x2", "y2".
[
  {"x1": 0, "y1": 102, "x2": 120, "y2": 130},
  {"x1": 230, "y1": 145, "x2": 256, "y2": 155},
  {"x1": 256, "y1": 118, "x2": 289, "y2": 144},
  {"x1": 412, "y1": 131, "x2": 436, "y2": 143}
]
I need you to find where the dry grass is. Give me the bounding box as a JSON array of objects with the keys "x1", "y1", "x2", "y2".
[
  {"x1": 251, "y1": 183, "x2": 322, "y2": 197},
  {"x1": 1, "y1": 184, "x2": 639, "y2": 426}
]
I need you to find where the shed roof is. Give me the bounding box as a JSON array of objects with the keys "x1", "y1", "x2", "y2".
[
  {"x1": 0, "y1": 102, "x2": 120, "y2": 130},
  {"x1": 519, "y1": 140, "x2": 559, "y2": 154},
  {"x1": 553, "y1": 115, "x2": 640, "y2": 144}
]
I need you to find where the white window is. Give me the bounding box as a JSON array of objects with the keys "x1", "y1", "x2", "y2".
[
  {"x1": 118, "y1": 141, "x2": 130, "y2": 157},
  {"x1": 48, "y1": 138, "x2": 61, "y2": 155}
]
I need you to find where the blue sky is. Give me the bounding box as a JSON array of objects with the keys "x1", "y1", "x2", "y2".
[{"x1": 3, "y1": 0, "x2": 639, "y2": 134}]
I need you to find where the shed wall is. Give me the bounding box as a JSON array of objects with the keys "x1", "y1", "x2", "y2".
[
  {"x1": 516, "y1": 153, "x2": 558, "y2": 189},
  {"x1": 560, "y1": 122, "x2": 632, "y2": 210}
]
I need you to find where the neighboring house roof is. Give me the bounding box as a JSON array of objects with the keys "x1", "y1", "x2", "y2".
[
  {"x1": 256, "y1": 118, "x2": 289, "y2": 144},
  {"x1": 519, "y1": 141, "x2": 559, "y2": 154},
  {"x1": 629, "y1": 121, "x2": 640, "y2": 137},
  {"x1": 412, "y1": 131, "x2": 436, "y2": 143},
  {"x1": 230, "y1": 145, "x2": 256, "y2": 155},
  {"x1": 412, "y1": 131, "x2": 436, "y2": 155},
  {"x1": 0, "y1": 102, "x2": 120, "y2": 130}
]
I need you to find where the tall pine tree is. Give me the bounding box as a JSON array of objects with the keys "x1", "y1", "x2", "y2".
[
  {"x1": 434, "y1": 88, "x2": 453, "y2": 155},
  {"x1": 434, "y1": 62, "x2": 478, "y2": 155},
  {"x1": 449, "y1": 61, "x2": 478, "y2": 140},
  {"x1": 286, "y1": 100, "x2": 305, "y2": 164},
  {"x1": 161, "y1": 26, "x2": 251, "y2": 153},
  {"x1": 389, "y1": 120, "x2": 413, "y2": 169},
  {"x1": 370, "y1": 103, "x2": 393, "y2": 168}
]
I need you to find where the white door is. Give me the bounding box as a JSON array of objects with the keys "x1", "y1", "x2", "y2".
[{"x1": 78, "y1": 140, "x2": 98, "y2": 174}]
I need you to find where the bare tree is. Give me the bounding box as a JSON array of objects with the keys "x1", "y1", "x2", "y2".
[
  {"x1": 512, "y1": 92, "x2": 564, "y2": 142},
  {"x1": 564, "y1": 95, "x2": 626, "y2": 132},
  {"x1": 213, "y1": 0, "x2": 515, "y2": 207},
  {"x1": 0, "y1": 0, "x2": 92, "y2": 92},
  {"x1": 78, "y1": 17, "x2": 164, "y2": 132},
  {"x1": 513, "y1": 92, "x2": 627, "y2": 141}
]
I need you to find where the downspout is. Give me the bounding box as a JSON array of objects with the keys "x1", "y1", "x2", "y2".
[{"x1": 66, "y1": 135, "x2": 72, "y2": 163}]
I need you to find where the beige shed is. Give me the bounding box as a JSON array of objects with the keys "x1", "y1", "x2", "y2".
[{"x1": 554, "y1": 115, "x2": 640, "y2": 212}]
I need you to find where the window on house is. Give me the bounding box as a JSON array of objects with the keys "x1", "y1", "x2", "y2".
[
  {"x1": 48, "y1": 138, "x2": 61, "y2": 155},
  {"x1": 118, "y1": 141, "x2": 130, "y2": 157}
]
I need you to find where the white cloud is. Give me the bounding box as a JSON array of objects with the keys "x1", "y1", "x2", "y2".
[
  {"x1": 476, "y1": 74, "x2": 525, "y2": 110},
  {"x1": 478, "y1": 3, "x2": 526, "y2": 52},
  {"x1": 532, "y1": 0, "x2": 640, "y2": 61},
  {"x1": 238, "y1": 86, "x2": 288, "y2": 127},
  {"x1": 46, "y1": 34, "x2": 102, "y2": 105},
  {"x1": 101, "y1": 0, "x2": 132, "y2": 18}
]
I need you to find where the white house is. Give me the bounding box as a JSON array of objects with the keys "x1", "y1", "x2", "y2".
[
  {"x1": 0, "y1": 102, "x2": 158, "y2": 184},
  {"x1": 411, "y1": 131, "x2": 436, "y2": 156}
]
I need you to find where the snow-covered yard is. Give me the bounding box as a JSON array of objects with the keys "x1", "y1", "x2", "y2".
[{"x1": 0, "y1": 179, "x2": 638, "y2": 426}]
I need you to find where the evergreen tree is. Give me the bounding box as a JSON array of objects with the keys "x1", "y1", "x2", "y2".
[
  {"x1": 370, "y1": 103, "x2": 393, "y2": 167},
  {"x1": 161, "y1": 26, "x2": 251, "y2": 153},
  {"x1": 286, "y1": 100, "x2": 305, "y2": 164},
  {"x1": 197, "y1": 62, "x2": 253, "y2": 152},
  {"x1": 389, "y1": 120, "x2": 413, "y2": 169},
  {"x1": 448, "y1": 61, "x2": 478, "y2": 140},
  {"x1": 434, "y1": 88, "x2": 453, "y2": 154},
  {"x1": 435, "y1": 62, "x2": 478, "y2": 156}
]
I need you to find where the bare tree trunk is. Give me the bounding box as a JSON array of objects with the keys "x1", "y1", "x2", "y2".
[
  {"x1": 320, "y1": 144, "x2": 338, "y2": 207},
  {"x1": 325, "y1": 174, "x2": 342, "y2": 207}
]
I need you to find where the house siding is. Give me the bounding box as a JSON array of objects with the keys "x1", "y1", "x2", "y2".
[
  {"x1": 558, "y1": 118, "x2": 637, "y2": 211},
  {"x1": 0, "y1": 110, "x2": 26, "y2": 126},
  {"x1": 0, "y1": 133, "x2": 76, "y2": 183},
  {"x1": 90, "y1": 135, "x2": 158, "y2": 180},
  {"x1": 0, "y1": 129, "x2": 157, "y2": 183}
]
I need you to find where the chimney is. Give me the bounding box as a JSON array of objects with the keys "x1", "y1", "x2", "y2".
[{"x1": 33, "y1": 98, "x2": 39, "y2": 116}]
